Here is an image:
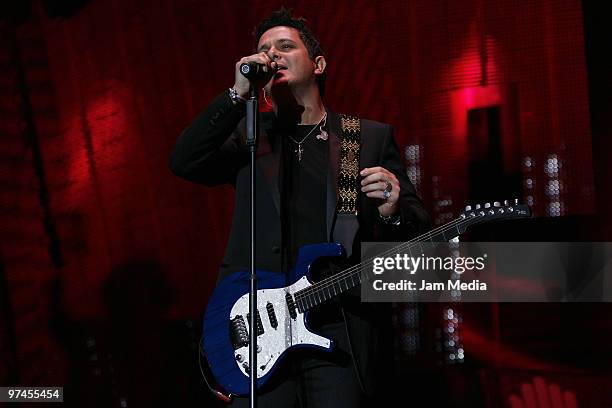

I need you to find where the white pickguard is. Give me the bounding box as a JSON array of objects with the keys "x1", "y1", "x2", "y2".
[{"x1": 229, "y1": 276, "x2": 332, "y2": 378}]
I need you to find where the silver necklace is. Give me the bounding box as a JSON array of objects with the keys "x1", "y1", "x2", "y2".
[{"x1": 287, "y1": 113, "x2": 328, "y2": 162}]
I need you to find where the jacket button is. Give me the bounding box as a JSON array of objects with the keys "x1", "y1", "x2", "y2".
[{"x1": 272, "y1": 246, "x2": 280, "y2": 254}]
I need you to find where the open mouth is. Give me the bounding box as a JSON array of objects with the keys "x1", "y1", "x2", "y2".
[{"x1": 274, "y1": 67, "x2": 287, "y2": 78}]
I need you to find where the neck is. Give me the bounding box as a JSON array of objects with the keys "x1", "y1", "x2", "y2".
[{"x1": 271, "y1": 85, "x2": 325, "y2": 125}]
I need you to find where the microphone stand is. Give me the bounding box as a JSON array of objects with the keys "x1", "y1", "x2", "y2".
[{"x1": 246, "y1": 84, "x2": 259, "y2": 408}]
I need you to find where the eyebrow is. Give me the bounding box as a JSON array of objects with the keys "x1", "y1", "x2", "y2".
[{"x1": 257, "y1": 38, "x2": 296, "y2": 52}]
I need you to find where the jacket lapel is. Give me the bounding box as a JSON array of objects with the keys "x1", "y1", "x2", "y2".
[{"x1": 257, "y1": 113, "x2": 281, "y2": 216}]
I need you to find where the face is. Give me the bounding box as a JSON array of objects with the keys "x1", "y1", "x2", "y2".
[{"x1": 257, "y1": 26, "x2": 324, "y2": 93}]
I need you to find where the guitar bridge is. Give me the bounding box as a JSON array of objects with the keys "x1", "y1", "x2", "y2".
[{"x1": 229, "y1": 315, "x2": 248, "y2": 350}]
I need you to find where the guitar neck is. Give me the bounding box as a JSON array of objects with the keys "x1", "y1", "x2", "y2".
[{"x1": 292, "y1": 216, "x2": 468, "y2": 314}]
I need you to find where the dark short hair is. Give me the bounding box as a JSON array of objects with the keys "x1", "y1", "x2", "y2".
[{"x1": 254, "y1": 8, "x2": 326, "y2": 95}]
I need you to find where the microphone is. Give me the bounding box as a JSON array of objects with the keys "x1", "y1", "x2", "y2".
[{"x1": 239, "y1": 62, "x2": 277, "y2": 80}]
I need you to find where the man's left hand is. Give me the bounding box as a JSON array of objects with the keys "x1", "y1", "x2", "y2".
[{"x1": 360, "y1": 166, "x2": 400, "y2": 217}]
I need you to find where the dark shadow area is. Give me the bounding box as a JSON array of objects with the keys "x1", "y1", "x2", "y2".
[{"x1": 47, "y1": 260, "x2": 221, "y2": 407}]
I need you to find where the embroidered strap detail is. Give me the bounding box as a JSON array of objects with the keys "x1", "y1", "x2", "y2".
[{"x1": 337, "y1": 115, "x2": 361, "y2": 215}]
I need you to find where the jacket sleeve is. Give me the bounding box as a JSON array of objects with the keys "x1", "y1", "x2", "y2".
[
  {"x1": 170, "y1": 91, "x2": 248, "y2": 186},
  {"x1": 377, "y1": 125, "x2": 431, "y2": 240}
]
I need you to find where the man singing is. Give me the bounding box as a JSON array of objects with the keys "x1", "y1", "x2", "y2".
[{"x1": 171, "y1": 8, "x2": 430, "y2": 408}]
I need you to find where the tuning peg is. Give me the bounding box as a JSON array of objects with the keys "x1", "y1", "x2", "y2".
[
  {"x1": 484, "y1": 203, "x2": 491, "y2": 209},
  {"x1": 493, "y1": 201, "x2": 500, "y2": 207},
  {"x1": 514, "y1": 198, "x2": 519, "y2": 205},
  {"x1": 475, "y1": 204, "x2": 481, "y2": 210},
  {"x1": 465, "y1": 205, "x2": 471, "y2": 211},
  {"x1": 503, "y1": 200, "x2": 509, "y2": 206}
]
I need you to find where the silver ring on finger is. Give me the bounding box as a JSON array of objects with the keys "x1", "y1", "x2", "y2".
[{"x1": 382, "y1": 181, "x2": 392, "y2": 200}]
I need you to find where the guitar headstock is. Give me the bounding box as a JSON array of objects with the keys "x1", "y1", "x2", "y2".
[{"x1": 457, "y1": 199, "x2": 531, "y2": 234}]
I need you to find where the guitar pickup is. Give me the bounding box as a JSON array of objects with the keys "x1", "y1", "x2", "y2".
[
  {"x1": 246, "y1": 311, "x2": 265, "y2": 336},
  {"x1": 285, "y1": 293, "x2": 297, "y2": 319},
  {"x1": 266, "y1": 302, "x2": 278, "y2": 329}
]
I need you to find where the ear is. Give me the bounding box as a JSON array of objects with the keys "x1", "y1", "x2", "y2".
[{"x1": 314, "y1": 56, "x2": 327, "y2": 75}]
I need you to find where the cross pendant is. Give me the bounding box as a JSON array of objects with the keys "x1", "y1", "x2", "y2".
[{"x1": 296, "y1": 144, "x2": 304, "y2": 162}]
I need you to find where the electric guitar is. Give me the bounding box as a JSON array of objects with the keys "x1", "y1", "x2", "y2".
[{"x1": 202, "y1": 200, "x2": 531, "y2": 395}]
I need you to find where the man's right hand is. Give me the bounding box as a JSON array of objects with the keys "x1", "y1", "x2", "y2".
[{"x1": 232, "y1": 52, "x2": 278, "y2": 98}]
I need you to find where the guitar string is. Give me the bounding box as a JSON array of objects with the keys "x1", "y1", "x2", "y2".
[
  {"x1": 293, "y1": 213, "x2": 478, "y2": 306},
  {"x1": 292, "y1": 213, "x2": 485, "y2": 306},
  {"x1": 296, "y1": 204, "x2": 523, "y2": 306},
  {"x1": 293, "y1": 214, "x2": 469, "y2": 298}
]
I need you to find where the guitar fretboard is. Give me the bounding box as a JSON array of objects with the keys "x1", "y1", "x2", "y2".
[{"x1": 292, "y1": 214, "x2": 474, "y2": 313}]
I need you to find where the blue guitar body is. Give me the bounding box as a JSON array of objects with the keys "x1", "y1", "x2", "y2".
[
  {"x1": 201, "y1": 200, "x2": 531, "y2": 396},
  {"x1": 202, "y1": 243, "x2": 344, "y2": 396}
]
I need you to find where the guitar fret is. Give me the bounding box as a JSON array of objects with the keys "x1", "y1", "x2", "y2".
[{"x1": 294, "y1": 212, "x2": 499, "y2": 313}]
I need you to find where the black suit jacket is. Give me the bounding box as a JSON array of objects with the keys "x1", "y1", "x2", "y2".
[{"x1": 170, "y1": 91, "x2": 430, "y2": 395}]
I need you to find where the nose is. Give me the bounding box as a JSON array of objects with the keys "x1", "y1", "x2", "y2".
[{"x1": 267, "y1": 48, "x2": 281, "y2": 61}]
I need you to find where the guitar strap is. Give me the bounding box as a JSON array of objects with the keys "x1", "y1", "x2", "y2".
[
  {"x1": 332, "y1": 114, "x2": 362, "y2": 258},
  {"x1": 337, "y1": 114, "x2": 361, "y2": 215}
]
